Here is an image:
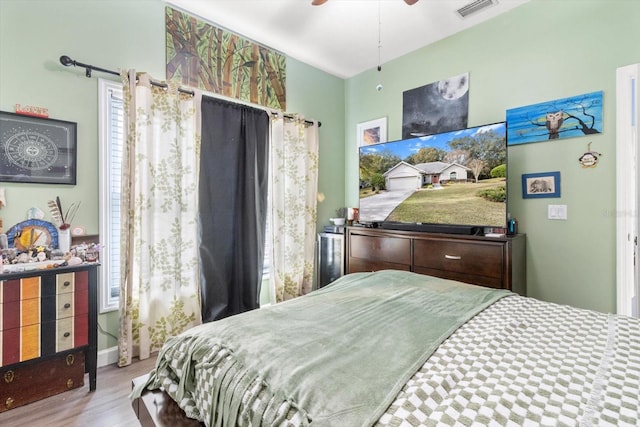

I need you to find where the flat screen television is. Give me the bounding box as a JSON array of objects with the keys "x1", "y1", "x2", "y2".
[{"x1": 358, "y1": 121, "x2": 507, "y2": 235}]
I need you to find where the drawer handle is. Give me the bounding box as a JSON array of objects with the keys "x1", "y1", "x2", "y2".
[
  {"x1": 4, "y1": 370, "x2": 14, "y2": 384},
  {"x1": 63, "y1": 281, "x2": 71, "y2": 287},
  {"x1": 64, "y1": 332, "x2": 71, "y2": 338},
  {"x1": 64, "y1": 303, "x2": 71, "y2": 309},
  {"x1": 66, "y1": 354, "x2": 75, "y2": 366},
  {"x1": 66, "y1": 379, "x2": 74, "y2": 389},
  {"x1": 5, "y1": 397, "x2": 14, "y2": 409},
  {"x1": 444, "y1": 254, "x2": 462, "y2": 260}
]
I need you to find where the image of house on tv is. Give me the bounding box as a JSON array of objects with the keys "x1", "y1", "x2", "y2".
[
  {"x1": 358, "y1": 122, "x2": 507, "y2": 226},
  {"x1": 383, "y1": 161, "x2": 471, "y2": 191}
]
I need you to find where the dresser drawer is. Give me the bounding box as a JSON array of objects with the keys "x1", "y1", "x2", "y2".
[
  {"x1": 1, "y1": 277, "x2": 40, "y2": 303},
  {"x1": 56, "y1": 292, "x2": 74, "y2": 319},
  {"x1": 1, "y1": 277, "x2": 41, "y2": 331},
  {"x1": 413, "y1": 238, "x2": 505, "y2": 287},
  {"x1": 2, "y1": 324, "x2": 40, "y2": 365},
  {"x1": 1, "y1": 297, "x2": 40, "y2": 332},
  {"x1": 0, "y1": 351, "x2": 84, "y2": 412},
  {"x1": 56, "y1": 273, "x2": 75, "y2": 294},
  {"x1": 56, "y1": 317, "x2": 74, "y2": 352},
  {"x1": 1, "y1": 289, "x2": 41, "y2": 366},
  {"x1": 349, "y1": 233, "x2": 411, "y2": 266}
]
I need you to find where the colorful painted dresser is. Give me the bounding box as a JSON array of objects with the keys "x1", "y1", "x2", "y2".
[{"x1": 0, "y1": 264, "x2": 98, "y2": 411}]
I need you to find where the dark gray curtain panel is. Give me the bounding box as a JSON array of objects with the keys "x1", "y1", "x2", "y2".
[{"x1": 199, "y1": 96, "x2": 270, "y2": 322}]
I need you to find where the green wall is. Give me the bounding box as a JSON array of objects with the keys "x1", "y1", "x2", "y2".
[
  {"x1": 346, "y1": 0, "x2": 640, "y2": 313},
  {"x1": 0, "y1": 0, "x2": 345, "y2": 351}
]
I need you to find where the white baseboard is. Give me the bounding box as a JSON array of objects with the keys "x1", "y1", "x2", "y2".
[{"x1": 97, "y1": 346, "x2": 119, "y2": 367}]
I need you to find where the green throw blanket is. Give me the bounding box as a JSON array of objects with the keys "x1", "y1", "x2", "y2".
[{"x1": 133, "y1": 270, "x2": 511, "y2": 426}]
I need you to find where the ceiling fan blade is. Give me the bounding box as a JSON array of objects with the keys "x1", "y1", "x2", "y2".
[{"x1": 312, "y1": 0, "x2": 417, "y2": 5}]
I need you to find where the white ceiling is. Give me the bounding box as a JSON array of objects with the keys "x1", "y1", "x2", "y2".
[{"x1": 166, "y1": 0, "x2": 530, "y2": 79}]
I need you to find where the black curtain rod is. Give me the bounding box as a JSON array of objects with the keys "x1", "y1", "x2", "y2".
[
  {"x1": 59, "y1": 55, "x2": 194, "y2": 95},
  {"x1": 275, "y1": 113, "x2": 321, "y2": 127},
  {"x1": 59, "y1": 55, "x2": 120, "y2": 78},
  {"x1": 59, "y1": 55, "x2": 321, "y2": 127}
]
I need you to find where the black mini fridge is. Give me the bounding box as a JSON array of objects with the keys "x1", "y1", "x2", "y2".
[{"x1": 316, "y1": 231, "x2": 344, "y2": 289}]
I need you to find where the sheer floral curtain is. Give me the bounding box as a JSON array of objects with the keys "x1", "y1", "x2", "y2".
[
  {"x1": 118, "y1": 70, "x2": 203, "y2": 366},
  {"x1": 269, "y1": 114, "x2": 320, "y2": 301}
]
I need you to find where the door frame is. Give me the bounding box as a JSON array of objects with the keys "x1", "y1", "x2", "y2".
[{"x1": 616, "y1": 63, "x2": 639, "y2": 318}]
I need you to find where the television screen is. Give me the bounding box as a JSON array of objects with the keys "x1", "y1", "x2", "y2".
[{"x1": 358, "y1": 122, "x2": 507, "y2": 231}]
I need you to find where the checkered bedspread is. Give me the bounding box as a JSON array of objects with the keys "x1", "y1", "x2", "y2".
[
  {"x1": 155, "y1": 294, "x2": 640, "y2": 426},
  {"x1": 378, "y1": 295, "x2": 640, "y2": 427}
]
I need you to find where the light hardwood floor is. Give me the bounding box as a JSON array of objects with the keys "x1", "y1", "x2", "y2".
[{"x1": 0, "y1": 356, "x2": 157, "y2": 427}]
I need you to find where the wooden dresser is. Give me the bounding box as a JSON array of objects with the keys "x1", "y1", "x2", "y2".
[
  {"x1": 0, "y1": 264, "x2": 98, "y2": 412},
  {"x1": 346, "y1": 227, "x2": 526, "y2": 294}
]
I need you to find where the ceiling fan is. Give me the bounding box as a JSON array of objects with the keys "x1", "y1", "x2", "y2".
[{"x1": 312, "y1": 0, "x2": 419, "y2": 5}]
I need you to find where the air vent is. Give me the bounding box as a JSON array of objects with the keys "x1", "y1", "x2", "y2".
[{"x1": 456, "y1": 0, "x2": 498, "y2": 18}]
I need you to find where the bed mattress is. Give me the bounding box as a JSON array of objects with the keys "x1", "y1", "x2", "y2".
[{"x1": 135, "y1": 271, "x2": 640, "y2": 426}]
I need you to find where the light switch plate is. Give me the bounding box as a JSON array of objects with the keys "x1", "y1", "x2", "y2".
[{"x1": 548, "y1": 204, "x2": 567, "y2": 220}]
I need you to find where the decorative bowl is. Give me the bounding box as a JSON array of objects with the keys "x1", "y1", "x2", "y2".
[{"x1": 330, "y1": 217, "x2": 345, "y2": 226}]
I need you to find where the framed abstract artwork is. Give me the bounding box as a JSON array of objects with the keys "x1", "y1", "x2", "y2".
[
  {"x1": 0, "y1": 111, "x2": 77, "y2": 184},
  {"x1": 521, "y1": 171, "x2": 561, "y2": 199},
  {"x1": 357, "y1": 117, "x2": 387, "y2": 147}
]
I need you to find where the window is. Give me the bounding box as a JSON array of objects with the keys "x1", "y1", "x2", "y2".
[
  {"x1": 98, "y1": 79, "x2": 123, "y2": 312},
  {"x1": 260, "y1": 177, "x2": 272, "y2": 306},
  {"x1": 449, "y1": 171, "x2": 457, "y2": 180},
  {"x1": 98, "y1": 82, "x2": 273, "y2": 308}
]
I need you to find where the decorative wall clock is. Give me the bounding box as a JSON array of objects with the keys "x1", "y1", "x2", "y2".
[
  {"x1": 0, "y1": 111, "x2": 77, "y2": 184},
  {"x1": 6, "y1": 219, "x2": 59, "y2": 251}
]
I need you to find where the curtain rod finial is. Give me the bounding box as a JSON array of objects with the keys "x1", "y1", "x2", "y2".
[{"x1": 60, "y1": 55, "x2": 75, "y2": 67}]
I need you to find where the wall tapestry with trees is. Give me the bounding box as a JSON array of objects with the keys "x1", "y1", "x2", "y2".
[{"x1": 166, "y1": 7, "x2": 286, "y2": 110}]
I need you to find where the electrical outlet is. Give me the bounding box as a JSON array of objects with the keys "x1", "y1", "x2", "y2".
[{"x1": 548, "y1": 204, "x2": 567, "y2": 220}]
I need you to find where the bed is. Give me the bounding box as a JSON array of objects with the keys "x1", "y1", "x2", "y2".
[{"x1": 131, "y1": 270, "x2": 640, "y2": 426}]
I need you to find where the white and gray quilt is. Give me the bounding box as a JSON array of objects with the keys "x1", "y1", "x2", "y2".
[
  {"x1": 142, "y1": 272, "x2": 640, "y2": 426},
  {"x1": 378, "y1": 294, "x2": 640, "y2": 427}
]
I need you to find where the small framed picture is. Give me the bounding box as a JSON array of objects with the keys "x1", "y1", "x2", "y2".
[
  {"x1": 522, "y1": 171, "x2": 561, "y2": 199},
  {"x1": 0, "y1": 111, "x2": 77, "y2": 185},
  {"x1": 357, "y1": 117, "x2": 387, "y2": 147}
]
